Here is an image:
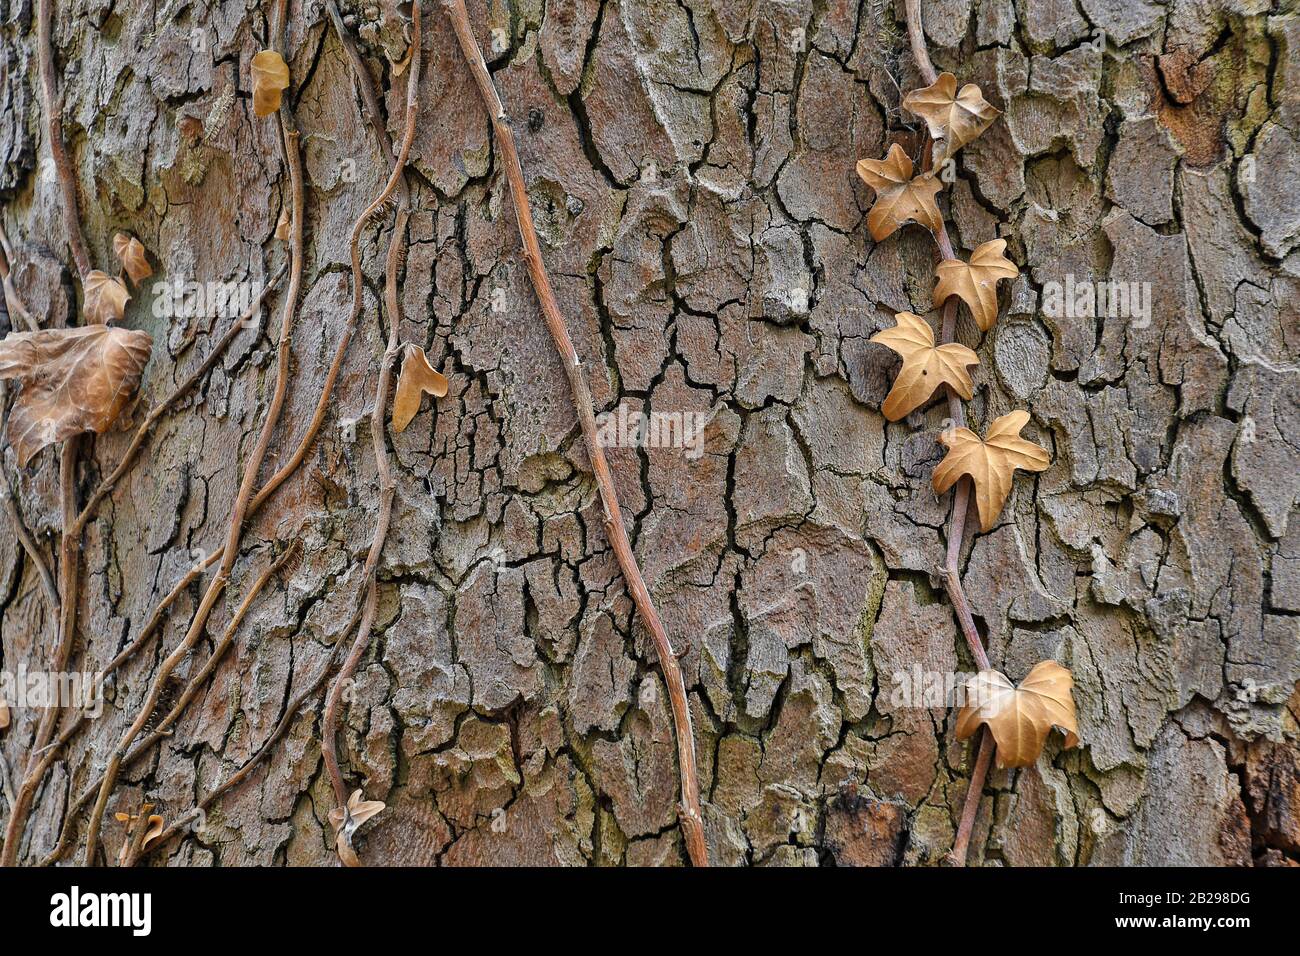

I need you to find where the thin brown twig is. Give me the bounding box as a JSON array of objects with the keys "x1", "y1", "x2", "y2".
[
  {"x1": 0, "y1": 221, "x2": 39, "y2": 333},
  {"x1": 117, "y1": 802, "x2": 154, "y2": 868},
  {"x1": 320, "y1": 6, "x2": 421, "y2": 857},
  {"x1": 6, "y1": 5, "x2": 371, "y2": 866},
  {"x1": 81, "y1": 3, "x2": 308, "y2": 863},
  {"x1": 42, "y1": 541, "x2": 299, "y2": 862},
  {"x1": 441, "y1": 0, "x2": 708, "y2": 866},
  {"x1": 0, "y1": 226, "x2": 58, "y2": 613},
  {"x1": 36, "y1": 0, "x2": 89, "y2": 279},
  {"x1": 903, "y1": 0, "x2": 996, "y2": 866},
  {"x1": 1, "y1": 0, "x2": 90, "y2": 869},
  {"x1": 140, "y1": 638, "x2": 348, "y2": 858},
  {"x1": 3, "y1": 0, "x2": 109, "y2": 866}
]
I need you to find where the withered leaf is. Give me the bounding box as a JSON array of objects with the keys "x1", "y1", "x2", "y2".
[
  {"x1": 83, "y1": 270, "x2": 130, "y2": 325},
  {"x1": 112, "y1": 233, "x2": 152, "y2": 285},
  {"x1": 855, "y1": 143, "x2": 944, "y2": 242},
  {"x1": 956, "y1": 660, "x2": 1079, "y2": 769},
  {"x1": 329, "y1": 789, "x2": 386, "y2": 868},
  {"x1": 251, "y1": 50, "x2": 290, "y2": 118},
  {"x1": 274, "y1": 208, "x2": 291, "y2": 242},
  {"x1": 932, "y1": 410, "x2": 1050, "y2": 532},
  {"x1": 870, "y1": 311, "x2": 979, "y2": 421},
  {"x1": 0, "y1": 699, "x2": 9, "y2": 731},
  {"x1": 902, "y1": 72, "x2": 1001, "y2": 160},
  {"x1": 392, "y1": 344, "x2": 448, "y2": 433},
  {"x1": 932, "y1": 238, "x2": 1019, "y2": 331},
  {"x1": 0, "y1": 325, "x2": 153, "y2": 467},
  {"x1": 391, "y1": 45, "x2": 413, "y2": 77},
  {"x1": 113, "y1": 811, "x2": 166, "y2": 864}
]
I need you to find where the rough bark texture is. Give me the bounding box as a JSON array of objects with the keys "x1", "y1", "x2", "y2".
[{"x1": 0, "y1": 0, "x2": 1298, "y2": 866}]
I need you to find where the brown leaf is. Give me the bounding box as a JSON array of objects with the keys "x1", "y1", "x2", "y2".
[
  {"x1": 0, "y1": 325, "x2": 153, "y2": 467},
  {"x1": 112, "y1": 233, "x2": 152, "y2": 285},
  {"x1": 114, "y1": 811, "x2": 166, "y2": 865},
  {"x1": 0, "y1": 699, "x2": 9, "y2": 731},
  {"x1": 932, "y1": 410, "x2": 1050, "y2": 532},
  {"x1": 83, "y1": 270, "x2": 130, "y2": 325},
  {"x1": 391, "y1": 45, "x2": 413, "y2": 77},
  {"x1": 329, "y1": 789, "x2": 386, "y2": 868},
  {"x1": 931, "y1": 238, "x2": 1019, "y2": 331},
  {"x1": 251, "y1": 50, "x2": 290, "y2": 118},
  {"x1": 956, "y1": 660, "x2": 1079, "y2": 768},
  {"x1": 274, "y1": 208, "x2": 291, "y2": 242},
  {"x1": 141, "y1": 814, "x2": 165, "y2": 849},
  {"x1": 869, "y1": 311, "x2": 979, "y2": 421},
  {"x1": 902, "y1": 72, "x2": 1001, "y2": 160},
  {"x1": 392, "y1": 344, "x2": 448, "y2": 433},
  {"x1": 855, "y1": 143, "x2": 944, "y2": 242}
]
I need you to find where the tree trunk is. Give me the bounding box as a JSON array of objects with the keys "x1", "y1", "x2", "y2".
[{"x1": 0, "y1": 0, "x2": 1297, "y2": 866}]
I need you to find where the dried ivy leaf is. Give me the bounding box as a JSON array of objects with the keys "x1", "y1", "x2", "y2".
[
  {"x1": 113, "y1": 812, "x2": 166, "y2": 864},
  {"x1": 251, "y1": 50, "x2": 290, "y2": 118},
  {"x1": 870, "y1": 311, "x2": 979, "y2": 421},
  {"x1": 932, "y1": 409, "x2": 1050, "y2": 532},
  {"x1": 0, "y1": 325, "x2": 154, "y2": 467},
  {"x1": 392, "y1": 45, "x2": 413, "y2": 77},
  {"x1": 932, "y1": 238, "x2": 1019, "y2": 331},
  {"x1": 956, "y1": 660, "x2": 1079, "y2": 768},
  {"x1": 392, "y1": 344, "x2": 448, "y2": 433},
  {"x1": 855, "y1": 143, "x2": 944, "y2": 242},
  {"x1": 902, "y1": 72, "x2": 1001, "y2": 160},
  {"x1": 274, "y1": 208, "x2": 291, "y2": 242},
  {"x1": 329, "y1": 789, "x2": 386, "y2": 867},
  {"x1": 83, "y1": 270, "x2": 130, "y2": 325},
  {"x1": 112, "y1": 233, "x2": 152, "y2": 285}
]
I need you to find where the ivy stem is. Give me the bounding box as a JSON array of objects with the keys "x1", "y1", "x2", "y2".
[
  {"x1": 43, "y1": 540, "x2": 299, "y2": 865},
  {"x1": 320, "y1": 0, "x2": 422, "y2": 844},
  {"x1": 2, "y1": 0, "x2": 90, "y2": 868},
  {"x1": 904, "y1": 0, "x2": 996, "y2": 865},
  {"x1": 37, "y1": 0, "x2": 89, "y2": 278},
  {"x1": 441, "y1": 0, "x2": 709, "y2": 866},
  {"x1": 80, "y1": 0, "x2": 307, "y2": 865},
  {"x1": 0, "y1": 226, "x2": 58, "y2": 614}
]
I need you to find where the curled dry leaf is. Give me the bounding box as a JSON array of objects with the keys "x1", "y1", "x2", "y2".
[
  {"x1": 83, "y1": 270, "x2": 130, "y2": 325},
  {"x1": 113, "y1": 812, "x2": 166, "y2": 864},
  {"x1": 902, "y1": 72, "x2": 1001, "y2": 160},
  {"x1": 392, "y1": 344, "x2": 449, "y2": 433},
  {"x1": 274, "y1": 208, "x2": 291, "y2": 241},
  {"x1": 391, "y1": 45, "x2": 413, "y2": 77},
  {"x1": 112, "y1": 233, "x2": 152, "y2": 285},
  {"x1": 855, "y1": 143, "x2": 943, "y2": 242},
  {"x1": 251, "y1": 50, "x2": 290, "y2": 118},
  {"x1": 870, "y1": 311, "x2": 979, "y2": 421},
  {"x1": 956, "y1": 660, "x2": 1079, "y2": 768},
  {"x1": 933, "y1": 410, "x2": 1050, "y2": 532},
  {"x1": 329, "y1": 789, "x2": 386, "y2": 867},
  {"x1": 0, "y1": 698, "x2": 9, "y2": 731},
  {"x1": 932, "y1": 238, "x2": 1019, "y2": 332},
  {"x1": 0, "y1": 325, "x2": 153, "y2": 467}
]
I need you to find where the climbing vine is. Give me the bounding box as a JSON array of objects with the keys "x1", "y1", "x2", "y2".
[{"x1": 856, "y1": 0, "x2": 1080, "y2": 864}]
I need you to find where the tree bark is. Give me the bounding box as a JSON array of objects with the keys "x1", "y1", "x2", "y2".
[{"x1": 0, "y1": 0, "x2": 1296, "y2": 866}]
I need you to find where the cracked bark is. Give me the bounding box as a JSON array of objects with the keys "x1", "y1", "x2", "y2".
[{"x1": 0, "y1": 0, "x2": 1296, "y2": 867}]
